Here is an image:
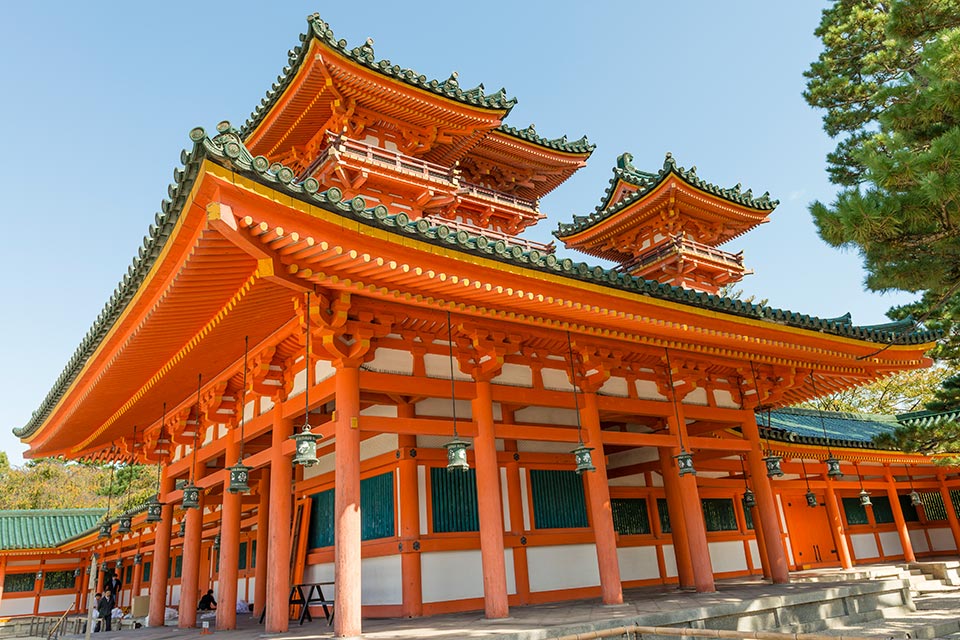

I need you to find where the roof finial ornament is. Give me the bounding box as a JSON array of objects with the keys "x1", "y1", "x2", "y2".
[
  {"x1": 663, "y1": 152, "x2": 676, "y2": 170},
  {"x1": 617, "y1": 152, "x2": 635, "y2": 171},
  {"x1": 444, "y1": 71, "x2": 460, "y2": 90}
]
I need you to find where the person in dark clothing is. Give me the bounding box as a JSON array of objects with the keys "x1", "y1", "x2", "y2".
[
  {"x1": 97, "y1": 590, "x2": 114, "y2": 631},
  {"x1": 198, "y1": 589, "x2": 217, "y2": 611}
]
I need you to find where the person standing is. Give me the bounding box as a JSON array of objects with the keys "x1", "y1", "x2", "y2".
[
  {"x1": 92, "y1": 593, "x2": 103, "y2": 632},
  {"x1": 98, "y1": 589, "x2": 115, "y2": 632}
]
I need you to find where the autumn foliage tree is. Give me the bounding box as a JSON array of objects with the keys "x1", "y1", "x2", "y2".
[{"x1": 0, "y1": 457, "x2": 155, "y2": 511}]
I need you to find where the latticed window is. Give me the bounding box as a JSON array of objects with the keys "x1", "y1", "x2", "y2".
[
  {"x1": 308, "y1": 472, "x2": 396, "y2": 547},
  {"x1": 530, "y1": 470, "x2": 588, "y2": 529},
  {"x1": 174, "y1": 555, "x2": 183, "y2": 578},
  {"x1": 657, "y1": 498, "x2": 671, "y2": 533},
  {"x1": 125, "y1": 565, "x2": 133, "y2": 584},
  {"x1": 611, "y1": 498, "x2": 651, "y2": 535},
  {"x1": 871, "y1": 496, "x2": 895, "y2": 524},
  {"x1": 743, "y1": 502, "x2": 755, "y2": 530},
  {"x1": 920, "y1": 492, "x2": 947, "y2": 521},
  {"x1": 251, "y1": 540, "x2": 257, "y2": 568},
  {"x1": 701, "y1": 498, "x2": 737, "y2": 532},
  {"x1": 142, "y1": 562, "x2": 151, "y2": 582},
  {"x1": 842, "y1": 497, "x2": 869, "y2": 525},
  {"x1": 950, "y1": 489, "x2": 960, "y2": 519},
  {"x1": 431, "y1": 467, "x2": 479, "y2": 533},
  {"x1": 3, "y1": 573, "x2": 35, "y2": 593},
  {"x1": 238, "y1": 541, "x2": 248, "y2": 570},
  {"x1": 361, "y1": 472, "x2": 396, "y2": 540},
  {"x1": 43, "y1": 570, "x2": 74, "y2": 591}
]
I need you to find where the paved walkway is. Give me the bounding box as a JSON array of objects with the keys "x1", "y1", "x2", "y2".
[{"x1": 61, "y1": 566, "x2": 960, "y2": 640}]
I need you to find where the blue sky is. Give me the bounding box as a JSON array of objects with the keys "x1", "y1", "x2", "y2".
[{"x1": 0, "y1": 2, "x2": 916, "y2": 465}]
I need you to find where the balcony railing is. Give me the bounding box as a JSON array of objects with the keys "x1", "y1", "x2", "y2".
[
  {"x1": 459, "y1": 181, "x2": 538, "y2": 212},
  {"x1": 315, "y1": 134, "x2": 457, "y2": 184},
  {"x1": 621, "y1": 234, "x2": 744, "y2": 272}
]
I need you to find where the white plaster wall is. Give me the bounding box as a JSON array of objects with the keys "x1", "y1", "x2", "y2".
[
  {"x1": 599, "y1": 377, "x2": 629, "y2": 397},
  {"x1": 708, "y1": 540, "x2": 748, "y2": 573},
  {"x1": 244, "y1": 577, "x2": 255, "y2": 605},
  {"x1": 682, "y1": 388, "x2": 708, "y2": 406},
  {"x1": 40, "y1": 594, "x2": 77, "y2": 613},
  {"x1": 171, "y1": 585, "x2": 182, "y2": 605},
  {"x1": 418, "y1": 465, "x2": 428, "y2": 536},
  {"x1": 500, "y1": 467, "x2": 511, "y2": 531},
  {"x1": 609, "y1": 476, "x2": 647, "y2": 487},
  {"x1": 5, "y1": 560, "x2": 34, "y2": 567},
  {"x1": 315, "y1": 359, "x2": 336, "y2": 383},
  {"x1": 520, "y1": 469, "x2": 531, "y2": 530},
  {"x1": 635, "y1": 380, "x2": 667, "y2": 401},
  {"x1": 361, "y1": 555, "x2": 402, "y2": 605},
  {"x1": 661, "y1": 544, "x2": 677, "y2": 578},
  {"x1": 850, "y1": 533, "x2": 880, "y2": 559},
  {"x1": 423, "y1": 353, "x2": 470, "y2": 380},
  {"x1": 415, "y1": 398, "x2": 473, "y2": 419},
  {"x1": 928, "y1": 527, "x2": 957, "y2": 551},
  {"x1": 909, "y1": 529, "x2": 931, "y2": 553},
  {"x1": 304, "y1": 562, "x2": 334, "y2": 584},
  {"x1": 360, "y1": 433, "x2": 399, "y2": 461},
  {"x1": 748, "y1": 539, "x2": 761, "y2": 569},
  {"x1": 513, "y1": 406, "x2": 577, "y2": 427},
  {"x1": 617, "y1": 546, "x2": 660, "y2": 581},
  {"x1": 360, "y1": 404, "x2": 398, "y2": 417},
  {"x1": 261, "y1": 396, "x2": 275, "y2": 413},
  {"x1": 303, "y1": 449, "x2": 335, "y2": 480},
  {"x1": 0, "y1": 597, "x2": 34, "y2": 617},
  {"x1": 366, "y1": 348, "x2": 414, "y2": 375},
  {"x1": 291, "y1": 367, "x2": 307, "y2": 398},
  {"x1": 713, "y1": 390, "x2": 740, "y2": 409},
  {"x1": 493, "y1": 363, "x2": 532, "y2": 387},
  {"x1": 421, "y1": 550, "x2": 515, "y2": 602},
  {"x1": 527, "y1": 544, "x2": 599, "y2": 592},
  {"x1": 878, "y1": 531, "x2": 904, "y2": 557},
  {"x1": 541, "y1": 368, "x2": 574, "y2": 392}
]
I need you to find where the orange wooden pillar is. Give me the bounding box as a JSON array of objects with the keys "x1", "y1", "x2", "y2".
[
  {"x1": 936, "y1": 472, "x2": 960, "y2": 550},
  {"x1": 472, "y1": 378, "x2": 510, "y2": 619},
  {"x1": 885, "y1": 470, "x2": 915, "y2": 562},
  {"x1": 397, "y1": 401, "x2": 423, "y2": 618},
  {"x1": 741, "y1": 416, "x2": 789, "y2": 584},
  {"x1": 253, "y1": 469, "x2": 269, "y2": 619},
  {"x1": 148, "y1": 466, "x2": 175, "y2": 627},
  {"x1": 265, "y1": 402, "x2": 294, "y2": 633},
  {"x1": 179, "y1": 460, "x2": 205, "y2": 628},
  {"x1": 333, "y1": 364, "x2": 363, "y2": 637},
  {"x1": 823, "y1": 476, "x2": 853, "y2": 568},
  {"x1": 658, "y1": 447, "x2": 694, "y2": 588},
  {"x1": 750, "y1": 501, "x2": 772, "y2": 578},
  {"x1": 131, "y1": 555, "x2": 143, "y2": 600},
  {"x1": 96, "y1": 558, "x2": 106, "y2": 594},
  {"x1": 0, "y1": 556, "x2": 6, "y2": 612},
  {"x1": 667, "y1": 408, "x2": 715, "y2": 592},
  {"x1": 217, "y1": 432, "x2": 242, "y2": 630},
  {"x1": 581, "y1": 391, "x2": 623, "y2": 604}
]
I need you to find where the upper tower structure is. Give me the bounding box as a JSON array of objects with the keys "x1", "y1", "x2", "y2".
[
  {"x1": 555, "y1": 153, "x2": 778, "y2": 293},
  {"x1": 241, "y1": 14, "x2": 593, "y2": 244}
]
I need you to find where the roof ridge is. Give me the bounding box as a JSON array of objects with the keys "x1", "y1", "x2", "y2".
[
  {"x1": 555, "y1": 151, "x2": 780, "y2": 239},
  {"x1": 0, "y1": 508, "x2": 105, "y2": 517},
  {"x1": 774, "y1": 406, "x2": 899, "y2": 422},
  {"x1": 239, "y1": 14, "x2": 517, "y2": 140},
  {"x1": 496, "y1": 123, "x2": 595, "y2": 155},
  {"x1": 14, "y1": 123, "x2": 940, "y2": 444}
]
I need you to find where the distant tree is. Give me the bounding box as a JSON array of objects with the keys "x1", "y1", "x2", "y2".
[
  {"x1": 0, "y1": 458, "x2": 155, "y2": 511},
  {"x1": 799, "y1": 365, "x2": 953, "y2": 415},
  {"x1": 804, "y1": 0, "x2": 960, "y2": 363},
  {"x1": 0, "y1": 452, "x2": 9, "y2": 476}
]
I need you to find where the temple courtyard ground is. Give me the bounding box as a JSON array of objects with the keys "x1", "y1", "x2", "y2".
[{"x1": 49, "y1": 562, "x2": 960, "y2": 640}]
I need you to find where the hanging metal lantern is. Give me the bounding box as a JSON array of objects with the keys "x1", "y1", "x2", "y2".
[
  {"x1": 227, "y1": 459, "x2": 252, "y2": 494},
  {"x1": 212, "y1": 534, "x2": 221, "y2": 552},
  {"x1": 153, "y1": 435, "x2": 171, "y2": 457},
  {"x1": 115, "y1": 559, "x2": 122, "y2": 571},
  {"x1": 133, "y1": 554, "x2": 142, "y2": 566},
  {"x1": 98, "y1": 521, "x2": 112, "y2": 539},
  {"x1": 805, "y1": 489, "x2": 818, "y2": 508},
  {"x1": 763, "y1": 454, "x2": 784, "y2": 478},
  {"x1": 100, "y1": 560, "x2": 109, "y2": 572},
  {"x1": 675, "y1": 450, "x2": 696, "y2": 476},
  {"x1": 177, "y1": 521, "x2": 186, "y2": 538},
  {"x1": 859, "y1": 489, "x2": 872, "y2": 507},
  {"x1": 444, "y1": 438, "x2": 471, "y2": 472},
  {"x1": 182, "y1": 482, "x2": 201, "y2": 510},
  {"x1": 145, "y1": 495, "x2": 163, "y2": 523},
  {"x1": 73, "y1": 568, "x2": 80, "y2": 578},
  {"x1": 825, "y1": 457, "x2": 843, "y2": 478},
  {"x1": 117, "y1": 514, "x2": 132, "y2": 534},
  {"x1": 910, "y1": 490, "x2": 922, "y2": 507},
  {"x1": 742, "y1": 488, "x2": 757, "y2": 509},
  {"x1": 572, "y1": 444, "x2": 596, "y2": 475},
  {"x1": 291, "y1": 425, "x2": 319, "y2": 467}
]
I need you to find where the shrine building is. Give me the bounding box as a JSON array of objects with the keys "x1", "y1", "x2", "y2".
[{"x1": 6, "y1": 14, "x2": 955, "y2": 639}]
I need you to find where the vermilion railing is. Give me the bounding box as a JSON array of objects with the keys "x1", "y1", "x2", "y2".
[
  {"x1": 316, "y1": 134, "x2": 456, "y2": 183},
  {"x1": 459, "y1": 181, "x2": 538, "y2": 212},
  {"x1": 623, "y1": 234, "x2": 744, "y2": 272}
]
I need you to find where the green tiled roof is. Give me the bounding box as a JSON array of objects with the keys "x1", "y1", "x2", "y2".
[
  {"x1": 0, "y1": 509, "x2": 103, "y2": 551},
  {"x1": 240, "y1": 14, "x2": 516, "y2": 140},
  {"x1": 555, "y1": 152, "x2": 779, "y2": 238},
  {"x1": 897, "y1": 407, "x2": 960, "y2": 428},
  {"x1": 760, "y1": 407, "x2": 900, "y2": 449},
  {"x1": 497, "y1": 123, "x2": 594, "y2": 155},
  {"x1": 14, "y1": 122, "x2": 940, "y2": 442}
]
